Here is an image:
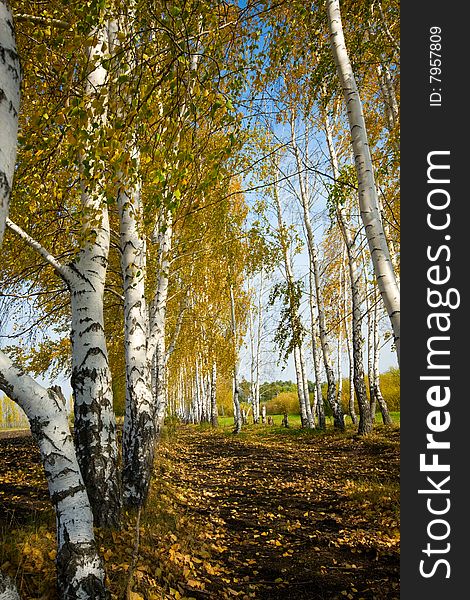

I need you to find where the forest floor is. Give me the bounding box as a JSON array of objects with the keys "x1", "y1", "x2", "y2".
[{"x1": 0, "y1": 422, "x2": 400, "y2": 600}]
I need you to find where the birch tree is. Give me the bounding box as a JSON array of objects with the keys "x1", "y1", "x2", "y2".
[
  {"x1": 290, "y1": 114, "x2": 343, "y2": 430},
  {"x1": 0, "y1": 0, "x2": 20, "y2": 247},
  {"x1": 118, "y1": 173, "x2": 155, "y2": 505},
  {"x1": 6, "y1": 18, "x2": 121, "y2": 526},
  {"x1": 0, "y1": 355, "x2": 109, "y2": 598},
  {"x1": 210, "y1": 361, "x2": 218, "y2": 427},
  {"x1": 326, "y1": 0, "x2": 400, "y2": 363},
  {"x1": 230, "y1": 284, "x2": 242, "y2": 434},
  {"x1": 323, "y1": 111, "x2": 371, "y2": 434},
  {"x1": 0, "y1": 11, "x2": 108, "y2": 596},
  {"x1": 271, "y1": 168, "x2": 314, "y2": 429}
]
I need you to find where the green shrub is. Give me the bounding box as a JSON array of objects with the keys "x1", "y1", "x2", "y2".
[
  {"x1": 322, "y1": 368, "x2": 400, "y2": 415},
  {"x1": 265, "y1": 391, "x2": 300, "y2": 415},
  {"x1": 379, "y1": 368, "x2": 400, "y2": 411}
]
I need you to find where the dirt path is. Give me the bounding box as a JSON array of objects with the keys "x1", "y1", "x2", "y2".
[
  {"x1": 156, "y1": 426, "x2": 400, "y2": 600},
  {"x1": 0, "y1": 425, "x2": 399, "y2": 599}
]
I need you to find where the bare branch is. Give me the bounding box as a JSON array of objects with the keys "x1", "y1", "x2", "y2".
[{"x1": 6, "y1": 219, "x2": 73, "y2": 286}]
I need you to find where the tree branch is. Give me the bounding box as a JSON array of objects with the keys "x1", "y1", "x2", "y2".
[
  {"x1": 13, "y1": 13, "x2": 70, "y2": 29},
  {"x1": 166, "y1": 292, "x2": 188, "y2": 361},
  {"x1": 6, "y1": 219, "x2": 73, "y2": 286}
]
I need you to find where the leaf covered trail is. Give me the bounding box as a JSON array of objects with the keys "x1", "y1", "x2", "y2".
[
  {"x1": 155, "y1": 425, "x2": 400, "y2": 599},
  {"x1": 0, "y1": 425, "x2": 399, "y2": 599}
]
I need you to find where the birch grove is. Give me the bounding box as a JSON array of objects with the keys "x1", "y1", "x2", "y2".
[{"x1": 0, "y1": 1, "x2": 400, "y2": 595}]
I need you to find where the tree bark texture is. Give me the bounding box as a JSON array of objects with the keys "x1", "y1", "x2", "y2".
[
  {"x1": 149, "y1": 208, "x2": 173, "y2": 434},
  {"x1": 0, "y1": 353, "x2": 108, "y2": 599},
  {"x1": 0, "y1": 0, "x2": 20, "y2": 246},
  {"x1": 230, "y1": 285, "x2": 242, "y2": 434},
  {"x1": 210, "y1": 362, "x2": 218, "y2": 427},
  {"x1": 290, "y1": 117, "x2": 343, "y2": 430},
  {"x1": 70, "y1": 21, "x2": 121, "y2": 527},
  {"x1": 0, "y1": 571, "x2": 20, "y2": 600},
  {"x1": 327, "y1": 0, "x2": 400, "y2": 363},
  {"x1": 118, "y1": 179, "x2": 155, "y2": 507},
  {"x1": 323, "y1": 109, "x2": 369, "y2": 432}
]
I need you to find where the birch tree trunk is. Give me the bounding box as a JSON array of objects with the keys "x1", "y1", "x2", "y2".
[
  {"x1": 0, "y1": 17, "x2": 21, "y2": 592},
  {"x1": 105, "y1": 7, "x2": 156, "y2": 507},
  {"x1": 254, "y1": 272, "x2": 263, "y2": 424},
  {"x1": 327, "y1": 0, "x2": 400, "y2": 363},
  {"x1": 273, "y1": 165, "x2": 315, "y2": 429},
  {"x1": 69, "y1": 247, "x2": 121, "y2": 525},
  {"x1": 323, "y1": 109, "x2": 371, "y2": 433},
  {"x1": 148, "y1": 25, "x2": 202, "y2": 432},
  {"x1": 248, "y1": 278, "x2": 262, "y2": 425},
  {"x1": 372, "y1": 285, "x2": 392, "y2": 425},
  {"x1": 343, "y1": 271, "x2": 358, "y2": 425},
  {"x1": 0, "y1": 572, "x2": 20, "y2": 600},
  {"x1": 336, "y1": 257, "x2": 344, "y2": 405},
  {"x1": 293, "y1": 345, "x2": 308, "y2": 428},
  {"x1": 118, "y1": 177, "x2": 155, "y2": 506},
  {"x1": 0, "y1": 353, "x2": 108, "y2": 599},
  {"x1": 149, "y1": 208, "x2": 173, "y2": 434},
  {"x1": 0, "y1": 0, "x2": 20, "y2": 247},
  {"x1": 210, "y1": 362, "x2": 218, "y2": 427},
  {"x1": 308, "y1": 259, "x2": 325, "y2": 429},
  {"x1": 230, "y1": 284, "x2": 242, "y2": 434},
  {"x1": 363, "y1": 253, "x2": 376, "y2": 420},
  {"x1": 289, "y1": 121, "x2": 343, "y2": 430},
  {"x1": 68, "y1": 22, "x2": 121, "y2": 526},
  {"x1": 299, "y1": 345, "x2": 314, "y2": 428},
  {"x1": 0, "y1": 13, "x2": 111, "y2": 587},
  {"x1": 6, "y1": 216, "x2": 121, "y2": 526},
  {"x1": 377, "y1": 64, "x2": 399, "y2": 131}
]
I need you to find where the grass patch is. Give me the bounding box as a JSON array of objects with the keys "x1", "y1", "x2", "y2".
[{"x1": 217, "y1": 411, "x2": 400, "y2": 431}]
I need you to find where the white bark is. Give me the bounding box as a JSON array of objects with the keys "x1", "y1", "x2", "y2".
[
  {"x1": 336, "y1": 260, "x2": 343, "y2": 405},
  {"x1": 148, "y1": 26, "x2": 202, "y2": 432},
  {"x1": 230, "y1": 284, "x2": 242, "y2": 433},
  {"x1": 107, "y1": 8, "x2": 156, "y2": 506},
  {"x1": 299, "y1": 345, "x2": 314, "y2": 428},
  {"x1": 6, "y1": 22, "x2": 120, "y2": 527},
  {"x1": 363, "y1": 252, "x2": 376, "y2": 419},
  {"x1": 0, "y1": 352, "x2": 108, "y2": 598},
  {"x1": 210, "y1": 362, "x2": 218, "y2": 427},
  {"x1": 0, "y1": 12, "x2": 109, "y2": 593},
  {"x1": 323, "y1": 108, "x2": 371, "y2": 433},
  {"x1": 0, "y1": 0, "x2": 20, "y2": 247},
  {"x1": 377, "y1": 63, "x2": 399, "y2": 131},
  {"x1": 293, "y1": 345, "x2": 308, "y2": 427},
  {"x1": 248, "y1": 274, "x2": 263, "y2": 424},
  {"x1": 118, "y1": 178, "x2": 155, "y2": 506},
  {"x1": 0, "y1": 571, "x2": 20, "y2": 600},
  {"x1": 307, "y1": 258, "x2": 325, "y2": 428},
  {"x1": 327, "y1": 0, "x2": 400, "y2": 362},
  {"x1": 290, "y1": 117, "x2": 343, "y2": 429},
  {"x1": 7, "y1": 211, "x2": 120, "y2": 525},
  {"x1": 372, "y1": 285, "x2": 392, "y2": 425},
  {"x1": 273, "y1": 167, "x2": 313, "y2": 428},
  {"x1": 149, "y1": 208, "x2": 173, "y2": 433},
  {"x1": 343, "y1": 280, "x2": 357, "y2": 425}
]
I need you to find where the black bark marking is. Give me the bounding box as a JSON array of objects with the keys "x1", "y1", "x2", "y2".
[
  {"x1": 57, "y1": 541, "x2": 109, "y2": 599},
  {"x1": 51, "y1": 483, "x2": 87, "y2": 504}
]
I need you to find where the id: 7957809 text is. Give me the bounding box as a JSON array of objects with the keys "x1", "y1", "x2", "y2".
[{"x1": 429, "y1": 26, "x2": 442, "y2": 107}]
